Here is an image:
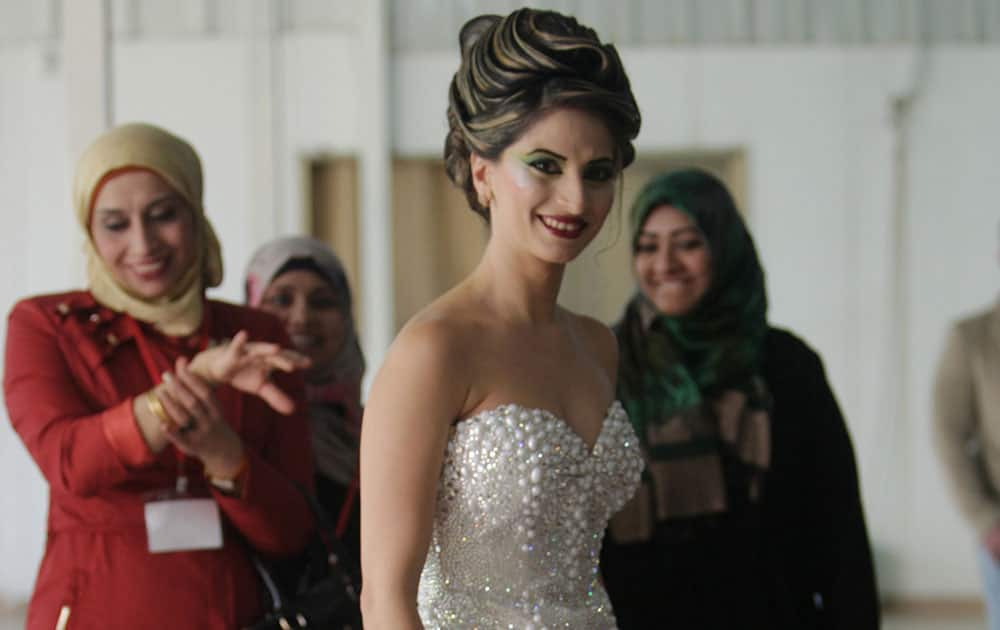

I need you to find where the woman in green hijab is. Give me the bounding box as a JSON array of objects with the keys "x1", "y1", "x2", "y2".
[{"x1": 600, "y1": 169, "x2": 879, "y2": 629}]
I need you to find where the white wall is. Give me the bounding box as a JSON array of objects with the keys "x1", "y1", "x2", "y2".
[
  {"x1": 0, "y1": 28, "x2": 997, "y2": 604},
  {"x1": 904, "y1": 48, "x2": 1000, "y2": 596},
  {"x1": 0, "y1": 44, "x2": 72, "y2": 605}
]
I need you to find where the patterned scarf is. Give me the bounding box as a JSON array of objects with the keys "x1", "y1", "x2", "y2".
[{"x1": 609, "y1": 169, "x2": 772, "y2": 543}]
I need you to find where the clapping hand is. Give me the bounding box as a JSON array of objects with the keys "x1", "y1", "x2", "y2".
[
  {"x1": 157, "y1": 356, "x2": 245, "y2": 477},
  {"x1": 189, "y1": 330, "x2": 311, "y2": 414}
]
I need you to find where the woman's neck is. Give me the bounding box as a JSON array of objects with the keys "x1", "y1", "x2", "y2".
[{"x1": 468, "y1": 240, "x2": 565, "y2": 325}]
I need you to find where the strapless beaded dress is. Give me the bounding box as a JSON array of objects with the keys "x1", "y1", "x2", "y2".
[{"x1": 417, "y1": 401, "x2": 644, "y2": 629}]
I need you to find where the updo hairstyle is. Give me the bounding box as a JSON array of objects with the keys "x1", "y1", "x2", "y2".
[{"x1": 444, "y1": 8, "x2": 642, "y2": 220}]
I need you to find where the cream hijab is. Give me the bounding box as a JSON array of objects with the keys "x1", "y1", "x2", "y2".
[{"x1": 74, "y1": 123, "x2": 223, "y2": 336}]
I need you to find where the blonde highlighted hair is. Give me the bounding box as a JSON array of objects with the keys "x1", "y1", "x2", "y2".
[{"x1": 444, "y1": 8, "x2": 641, "y2": 220}]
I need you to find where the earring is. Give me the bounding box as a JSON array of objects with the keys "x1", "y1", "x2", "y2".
[{"x1": 479, "y1": 188, "x2": 493, "y2": 208}]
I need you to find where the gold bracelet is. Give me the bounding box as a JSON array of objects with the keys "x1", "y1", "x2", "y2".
[{"x1": 145, "y1": 390, "x2": 172, "y2": 426}]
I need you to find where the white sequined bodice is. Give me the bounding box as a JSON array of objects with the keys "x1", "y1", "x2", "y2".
[{"x1": 417, "y1": 401, "x2": 643, "y2": 629}]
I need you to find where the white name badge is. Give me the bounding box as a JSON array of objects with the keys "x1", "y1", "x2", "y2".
[{"x1": 144, "y1": 497, "x2": 224, "y2": 553}]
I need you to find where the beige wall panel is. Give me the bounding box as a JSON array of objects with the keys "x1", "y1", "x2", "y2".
[
  {"x1": 310, "y1": 157, "x2": 362, "y2": 322},
  {"x1": 392, "y1": 159, "x2": 487, "y2": 329}
]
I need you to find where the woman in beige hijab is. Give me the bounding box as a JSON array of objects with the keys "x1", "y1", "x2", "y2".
[{"x1": 4, "y1": 123, "x2": 314, "y2": 630}]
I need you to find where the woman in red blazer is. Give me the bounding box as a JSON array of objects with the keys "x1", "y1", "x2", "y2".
[{"x1": 4, "y1": 123, "x2": 314, "y2": 629}]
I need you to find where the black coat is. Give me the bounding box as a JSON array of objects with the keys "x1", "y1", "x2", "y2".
[{"x1": 601, "y1": 328, "x2": 880, "y2": 630}]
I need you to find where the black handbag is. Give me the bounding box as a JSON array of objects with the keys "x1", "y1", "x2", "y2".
[{"x1": 244, "y1": 482, "x2": 362, "y2": 630}]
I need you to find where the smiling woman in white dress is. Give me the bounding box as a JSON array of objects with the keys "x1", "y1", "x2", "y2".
[{"x1": 359, "y1": 8, "x2": 644, "y2": 630}]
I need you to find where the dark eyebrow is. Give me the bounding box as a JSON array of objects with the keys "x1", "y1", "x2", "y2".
[
  {"x1": 525, "y1": 148, "x2": 566, "y2": 161},
  {"x1": 587, "y1": 157, "x2": 615, "y2": 166},
  {"x1": 94, "y1": 193, "x2": 181, "y2": 216},
  {"x1": 669, "y1": 227, "x2": 702, "y2": 238},
  {"x1": 526, "y1": 149, "x2": 616, "y2": 166}
]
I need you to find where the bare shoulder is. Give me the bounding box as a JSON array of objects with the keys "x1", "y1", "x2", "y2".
[
  {"x1": 395, "y1": 295, "x2": 483, "y2": 369},
  {"x1": 389, "y1": 321, "x2": 457, "y2": 379},
  {"x1": 563, "y1": 309, "x2": 618, "y2": 383},
  {"x1": 369, "y1": 294, "x2": 484, "y2": 422}
]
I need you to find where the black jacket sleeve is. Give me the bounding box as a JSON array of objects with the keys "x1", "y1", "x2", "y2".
[{"x1": 763, "y1": 328, "x2": 880, "y2": 630}]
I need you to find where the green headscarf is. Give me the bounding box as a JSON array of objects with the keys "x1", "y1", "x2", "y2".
[
  {"x1": 617, "y1": 168, "x2": 768, "y2": 437},
  {"x1": 608, "y1": 169, "x2": 772, "y2": 539}
]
